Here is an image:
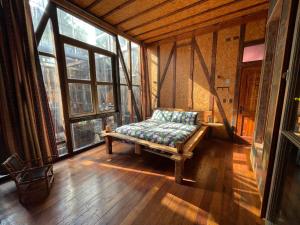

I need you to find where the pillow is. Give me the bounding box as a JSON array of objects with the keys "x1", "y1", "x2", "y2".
[
  {"x1": 151, "y1": 110, "x2": 173, "y2": 122},
  {"x1": 171, "y1": 111, "x2": 198, "y2": 125}
]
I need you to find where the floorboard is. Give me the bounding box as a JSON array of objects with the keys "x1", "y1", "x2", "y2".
[{"x1": 0, "y1": 139, "x2": 263, "y2": 225}]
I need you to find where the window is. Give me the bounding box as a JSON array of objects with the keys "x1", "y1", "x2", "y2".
[
  {"x1": 71, "y1": 119, "x2": 103, "y2": 151},
  {"x1": 243, "y1": 44, "x2": 265, "y2": 62},
  {"x1": 29, "y1": 0, "x2": 49, "y2": 31},
  {"x1": 37, "y1": 20, "x2": 68, "y2": 156},
  {"x1": 57, "y1": 9, "x2": 116, "y2": 53}
]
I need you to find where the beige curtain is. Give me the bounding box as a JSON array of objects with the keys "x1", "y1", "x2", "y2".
[{"x1": 0, "y1": 0, "x2": 57, "y2": 165}]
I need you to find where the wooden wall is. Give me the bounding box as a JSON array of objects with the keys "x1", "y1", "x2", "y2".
[{"x1": 147, "y1": 18, "x2": 266, "y2": 139}]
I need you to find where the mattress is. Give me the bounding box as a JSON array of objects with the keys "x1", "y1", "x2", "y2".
[{"x1": 115, "y1": 119, "x2": 199, "y2": 147}]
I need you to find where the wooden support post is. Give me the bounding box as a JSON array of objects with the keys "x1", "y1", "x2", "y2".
[
  {"x1": 105, "y1": 136, "x2": 112, "y2": 154},
  {"x1": 174, "y1": 159, "x2": 184, "y2": 184},
  {"x1": 134, "y1": 143, "x2": 142, "y2": 155},
  {"x1": 176, "y1": 142, "x2": 184, "y2": 154}
]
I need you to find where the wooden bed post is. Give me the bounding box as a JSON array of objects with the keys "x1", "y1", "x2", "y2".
[
  {"x1": 105, "y1": 136, "x2": 112, "y2": 154},
  {"x1": 134, "y1": 143, "x2": 142, "y2": 155},
  {"x1": 174, "y1": 159, "x2": 184, "y2": 184}
]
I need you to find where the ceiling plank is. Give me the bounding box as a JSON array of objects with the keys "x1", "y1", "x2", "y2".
[
  {"x1": 115, "y1": 0, "x2": 175, "y2": 26},
  {"x1": 136, "y1": 1, "x2": 268, "y2": 40},
  {"x1": 123, "y1": 0, "x2": 210, "y2": 32},
  {"x1": 129, "y1": 0, "x2": 236, "y2": 35},
  {"x1": 85, "y1": 0, "x2": 105, "y2": 10},
  {"x1": 50, "y1": 0, "x2": 141, "y2": 44},
  {"x1": 101, "y1": 0, "x2": 137, "y2": 19},
  {"x1": 144, "y1": 8, "x2": 268, "y2": 44}
]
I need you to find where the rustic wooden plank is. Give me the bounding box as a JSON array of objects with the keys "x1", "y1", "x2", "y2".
[
  {"x1": 173, "y1": 42, "x2": 177, "y2": 108},
  {"x1": 157, "y1": 45, "x2": 161, "y2": 107},
  {"x1": 134, "y1": 143, "x2": 142, "y2": 155},
  {"x1": 159, "y1": 42, "x2": 176, "y2": 90},
  {"x1": 101, "y1": 0, "x2": 137, "y2": 19},
  {"x1": 103, "y1": 131, "x2": 179, "y2": 155},
  {"x1": 232, "y1": 24, "x2": 245, "y2": 133},
  {"x1": 115, "y1": 0, "x2": 174, "y2": 26},
  {"x1": 141, "y1": 3, "x2": 268, "y2": 40},
  {"x1": 123, "y1": 0, "x2": 211, "y2": 32},
  {"x1": 210, "y1": 32, "x2": 218, "y2": 118},
  {"x1": 194, "y1": 41, "x2": 233, "y2": 138},
  {"x1": 144, "y1": 9, "x2": 268, "y2": 44},
  {"x1": 189, "y1": 37, "x2": 195, "y2": 109},
  {"x1": 85, "y1": 0, "x2": 105, "y2": 10}
]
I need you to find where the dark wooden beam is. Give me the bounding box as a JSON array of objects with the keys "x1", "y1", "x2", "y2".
[
  {"x1": 210, "y1": 32, "x2": 218, "y2": 118},
  {"x1": 157, "y1": 45, "x2": 160, "y2": 107},
  {"x1": 115, "y1": 0, "x2": 175, "y2": 26},
  {"x1": 50, "y1": 0, "x2": 140, "y2": 44},
  {"x1": 189, "y1": 36, "x2": 195, "y2": 109},
  {"x1": 36, "y1": 3, "x2": 53, "y2": 44},
  {"x1": 124, "y1": 0, "x2": 209, "y2": 33},
  {"x1": 145, "y1": 9, "x2": 268, "y2": 44},
  {"x1": 116, "y1": 38, "x2": 141, "y2": 121},
  {"x1": 49, "y1": 2, "x2": 73, "y2": 154},
  {"x1": 159, "y1": 42, "x2": 176, "y2": 90},
  {"x1": 102, "y1": 0, "x2": 137, "y2": 19},
  {"x1": 194, "y1": 41, "x2": 233, "y2": 138},
  {"x1": 172, "y1": 42, "x2": 177, "y2": 108},
  {"x1": 139, "y1": 2, "x2": 268, "y2": 40},
  {"x1": 85, "y1": 0, "x2": 104, "y2": 10},
  {"x1": 232, "y1": 24, "x2": 245, "y2": 134}
]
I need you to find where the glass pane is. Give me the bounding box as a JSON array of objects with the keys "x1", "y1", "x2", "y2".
[
  {"x1": 119, "y1": 59, "x2": 127, "y2": 85},
  {"x1": 29, "y1": 0, "x2": 49, "y2": 31},
  {"x1": 118, "y1": 36, "x2": 130, "y2": 84},
  {"x1": 57, "y1": 143, "x2": 68, "y2": 156},
  {"x1": 57, "y1": 9, "x2": 116, "y2": 53},
  {"x1": 133, "y1": 86, "x2": 141, "y2": 122},
  {"x1": 39, "y1": 55, "x2": 67, "y2": 156},
  {"x1": 97, "y1": 85, "x2": 114, "y2": 112},
  {"x1": 131, "y1": 42, "x2": 141, "y2": 85},
  {"x1": 293, "y1": 98, "x2": 300, "y2": 137},
  {"x1": 243, "y1": 44, "x2": 265, "y2": 62},
  {"x1": 95, "y1": 53, "x2": 112, "y2": 82},
  {"x1": 68, "y1": 83, "x2": 93, "y2": 115},
  {"x1": 64, "y1": 44, "x2": 90, "y2": 80},
  {"x1": 38, "y1": 20, "x2": 55, "y2": 54},
  {"x1": 120, "y1": 85, "x2": 130, "y2": 124},
  {"x1": 71, "y1": 119, "x2": 103, "y2": 151},
  {"x1": 106, "y1": 115, "x2": 117, "y2": 131}
]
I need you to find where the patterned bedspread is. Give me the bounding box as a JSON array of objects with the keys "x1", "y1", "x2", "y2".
[{"x1": 115, "y1": 119, "x2": 199, "y2": 147}]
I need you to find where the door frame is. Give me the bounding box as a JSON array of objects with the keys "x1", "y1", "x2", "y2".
[{"x1": 236, "y1": 61, "x2": 263, "y2": 139}]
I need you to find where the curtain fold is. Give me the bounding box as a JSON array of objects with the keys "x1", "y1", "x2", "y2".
[{"x1": 0, "y1": 0, "x2": 57, "y2": 165}]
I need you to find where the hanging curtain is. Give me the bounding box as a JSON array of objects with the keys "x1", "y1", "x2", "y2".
[{"x1": 0, "y1": 0, "x2": 57, "y2": 164}]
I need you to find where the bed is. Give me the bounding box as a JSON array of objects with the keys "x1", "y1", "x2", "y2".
[{"x1": 102, "y1": 108, "x2": 211, "y2": 183}]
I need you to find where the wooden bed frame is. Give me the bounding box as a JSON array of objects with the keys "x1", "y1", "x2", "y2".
[{"x1": 103, "y1": 108, "x2": 211, "y2": 183}]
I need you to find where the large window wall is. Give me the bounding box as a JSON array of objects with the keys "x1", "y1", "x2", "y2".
[{"x1": 29, "y1": 0, "x2": 141, "y2": 157}]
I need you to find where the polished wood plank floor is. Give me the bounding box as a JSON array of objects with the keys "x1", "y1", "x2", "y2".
[{"x1": 0, "y1": 139, "x2": 262, "y2": 225}]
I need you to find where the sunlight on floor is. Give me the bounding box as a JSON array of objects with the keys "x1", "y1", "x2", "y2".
[{"x1": 161, "y1": 193, "x2": 208, "y2": 224}]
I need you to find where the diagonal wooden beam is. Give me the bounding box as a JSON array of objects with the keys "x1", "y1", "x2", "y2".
[
  {"x1": 159, "y1": 42, "x2": 176, "y2": 90},
  {"x1": 124, "y1": 0, "x2": 208, "y2": 32},
  {"x1": 115, "y1": 0, "x2": 175, "y2": 26},
  {"x1": 194, "y1": 41, "x2": 233, "y2": 138},
  {"x1": 36, "y1": 3, "x2": 53, "y2": 44},
  {"x1": 116, "y1": 38, "x2": 142, "y2": 121},
  {"x1": 85, "y1": 0, "x2": 105, "y2": 10},
  {"x1": 102, "y1": 0, "x2": 137, "y2": 19}
]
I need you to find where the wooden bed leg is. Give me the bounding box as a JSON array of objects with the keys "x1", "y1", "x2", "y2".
[
  {"x1": 105, "y1": 136, "x2": 112, "y2": 154},
  {"x1": 175, "y1": 159, "x2": 184, "y2": 184},
  {"x1": 135, "y1": 143, "x2": 142, "y2": 155}
]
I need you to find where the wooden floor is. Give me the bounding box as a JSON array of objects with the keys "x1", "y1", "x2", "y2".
[{"x1": 0, "y1": 139, "x2": 263, "y2": 225}]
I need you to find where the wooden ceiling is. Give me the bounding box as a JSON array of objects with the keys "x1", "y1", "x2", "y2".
[{"x1": 66, "y1": 0, "x2": 269, "y2": 43}]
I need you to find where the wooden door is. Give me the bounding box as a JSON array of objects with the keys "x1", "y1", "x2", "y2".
[{"x1": 237, "y1": 64, "x2": 261, "y2": 140}]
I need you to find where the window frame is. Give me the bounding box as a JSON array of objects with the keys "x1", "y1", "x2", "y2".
[{"x1": 61, "y1": 35, "x2": 118, "y2": 119}]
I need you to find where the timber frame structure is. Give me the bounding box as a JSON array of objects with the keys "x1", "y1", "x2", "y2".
[{"x1": 103, "y1": 108, "x2": 210, "y2": 183}]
